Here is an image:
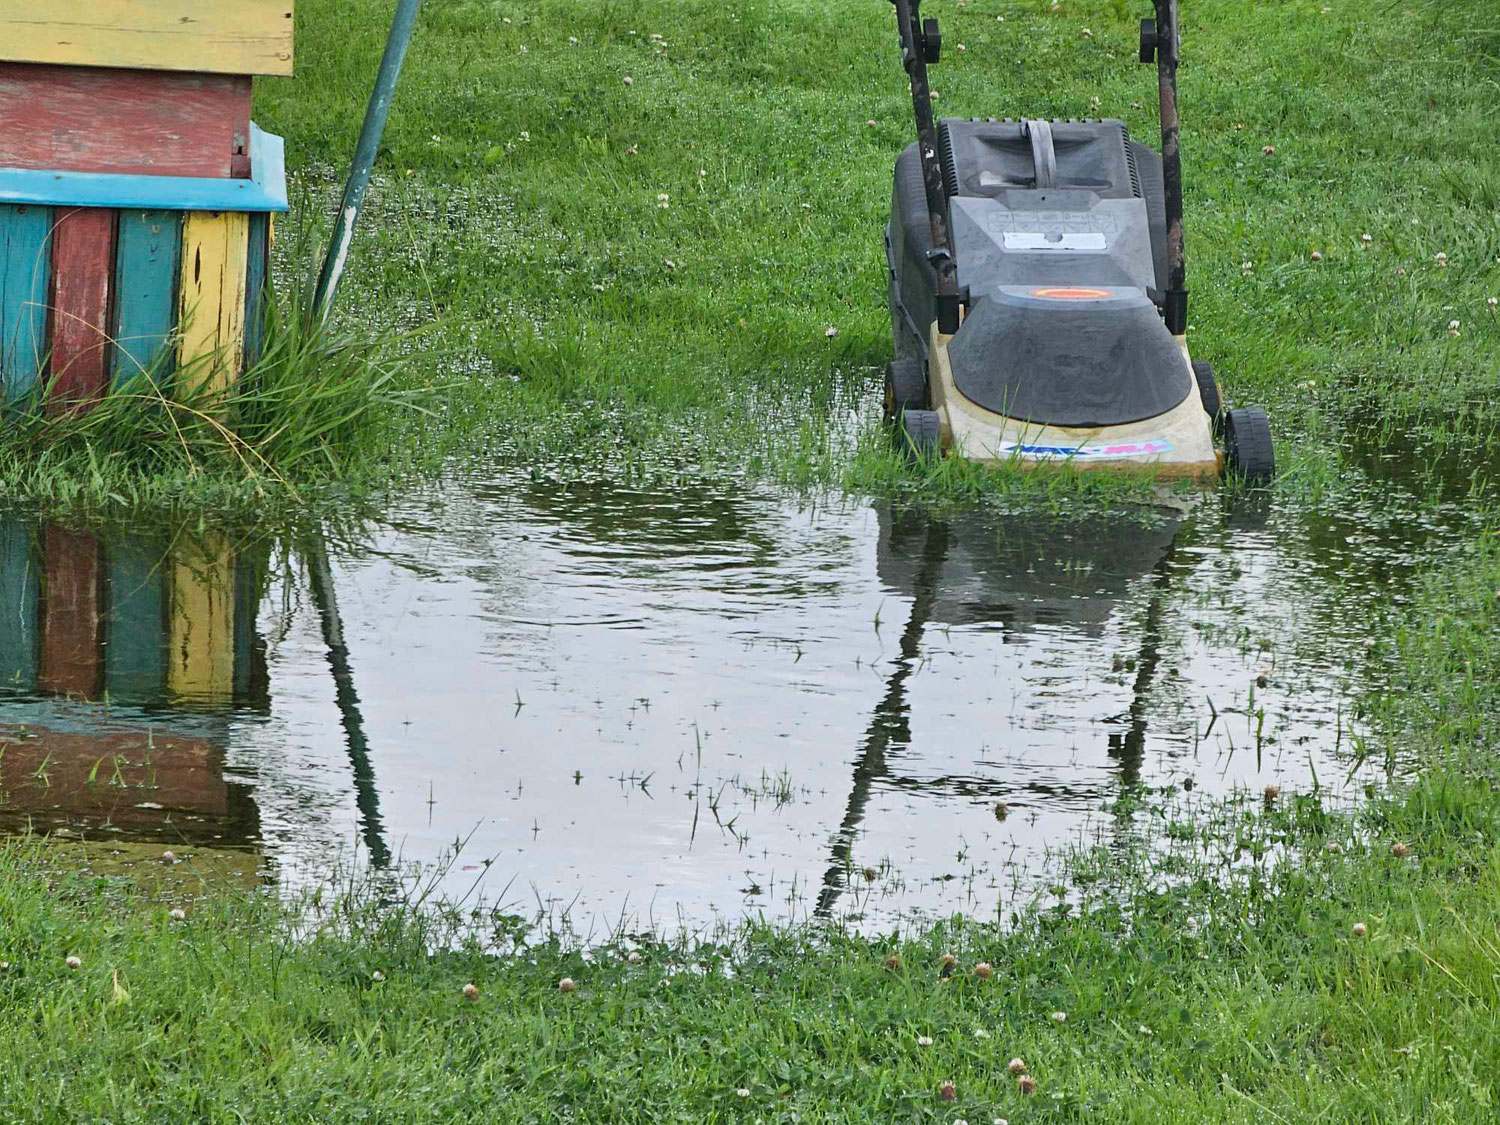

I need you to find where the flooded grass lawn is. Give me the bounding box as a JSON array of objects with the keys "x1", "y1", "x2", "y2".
[
  {"x1": 0, "y1": 0, "x2": 1498, "y2": 1118},
  {"x1": 0, "y1": 449, "x2": 1484, "y2": 936}
]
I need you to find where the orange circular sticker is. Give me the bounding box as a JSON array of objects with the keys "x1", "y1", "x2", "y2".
[{"x1": 1030, "y1": 287, "x2": 1114, "y2": 300}]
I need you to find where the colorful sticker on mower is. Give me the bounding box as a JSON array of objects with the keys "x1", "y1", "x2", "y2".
[
  {"x1": 996, "y1": 440, "x2": 1174, "y2": 460},
  {"x1": 1029, "y1": 287, "x2": 1114, "y2": 300}
]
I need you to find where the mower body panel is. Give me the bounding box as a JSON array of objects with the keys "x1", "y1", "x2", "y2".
[{"x1": 886, "y1": 117, "x2": 1217, "y2": 477}]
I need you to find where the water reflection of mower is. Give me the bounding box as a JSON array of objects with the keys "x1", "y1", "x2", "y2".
[
  {"x1": 816, "y1": 503, "x2": 1182, "y2": 915},
  {"x1": 882, "y1": 0, "x2": 1274, "y2": 482}
]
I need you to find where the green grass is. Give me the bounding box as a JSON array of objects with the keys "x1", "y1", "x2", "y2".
[
  {"x1": 2, "y1": 2, "x2": 1500, "y2": 1119},
  {"x1": 246, "y1": 0, "x2": 1498, "y2": 496},
  {"x1": 3, "y1": 0, "x2": 1495, "y2": 508}
]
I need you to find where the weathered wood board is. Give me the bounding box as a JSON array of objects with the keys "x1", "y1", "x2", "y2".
[
  {"x1": 113, "y1": 209, "x2": 181, "y2": 386},
  {"x1": 47, "y1": 207, "x2": 117, "y2": 410},
  {"x1": 0, "y1": 64, "x2": 251, "y2": 178},
  {"x1": 0, "y1": 204, "x2": 51, "y2": 403},
  {"x1": 177, "y1": 210, "x2": 248, "y2": 393},
  {"x1": 243, "y1": 211, "x2": 270, "y2": 367},
  {"x1": 0, "y1": 1, "x2": 295, "y2": 78}
]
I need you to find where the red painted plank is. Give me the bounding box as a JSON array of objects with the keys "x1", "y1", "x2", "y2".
[
  {"x1": 48, "y1": 207, "x2": 117, "y2": 410},
  {"x1": 0, "y1": 63, "x2": 251, "y2": 179},
  {"x1": 39, "y1": 527, "x2": 103, "y2": 700}
]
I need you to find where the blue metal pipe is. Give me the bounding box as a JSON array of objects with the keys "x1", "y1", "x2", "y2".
[{"x1": 312, "y1": 0, "x2": 424, "y2": 322}]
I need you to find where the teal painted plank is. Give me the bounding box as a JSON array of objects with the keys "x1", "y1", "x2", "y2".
[
  {"x1": 104, "y1": 536, "x2": 168, "y2": 703},
  {"x1": 243, "y1": 212, "x2": 269, "y2": 369},
  {"x1": 0, "y1": 126, "x2": 288, "y2": 213},
  {"x1": 0, "y1": 204, "x2": 51, "y2": 402},
  {"x1": 112, "y1": 210, "x2": 181, "y2": 387},
  {"x1": 0, "y1": 521, "x2": 39, "y2": 692}
]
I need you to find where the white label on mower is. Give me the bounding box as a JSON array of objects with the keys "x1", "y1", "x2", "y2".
[
  {"x1": 994, "y1": 439, "x2": 1173, "y2": 460},
  {"x1": 1003, "y1": 231, "x2": 1108, "y2": 251}
]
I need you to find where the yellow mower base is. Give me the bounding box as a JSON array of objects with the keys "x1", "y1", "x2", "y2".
[{"x1": 924, "y1": 324, "x2": 1222, "y2": 485}]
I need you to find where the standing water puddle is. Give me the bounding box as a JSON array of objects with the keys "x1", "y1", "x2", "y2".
[{"x1": 0, "y1": 466, "x2": 1472, "y2": 932}]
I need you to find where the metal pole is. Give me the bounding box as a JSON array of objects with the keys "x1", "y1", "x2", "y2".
[
  {"x1": 312, "y1": 0, "x2": 424, "y2": 323},
  {"x1": 1155, "y1": 0, "x2": 1188, "y2": 335}
]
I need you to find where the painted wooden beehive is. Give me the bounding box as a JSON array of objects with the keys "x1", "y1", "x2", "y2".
[{"x1": 0, "y1": 1, "x2": 293, "y2": 410}]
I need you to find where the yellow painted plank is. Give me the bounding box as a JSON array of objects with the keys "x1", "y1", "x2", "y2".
[
  {"x1": 0, "y1": 1, "x2": 294, "y2": 77},
  {"x1": 178, "y1": 210, "x2": 249, "y2": 394},
  {"x1": 167, "y1": 533, "x2": 235, "y2": 702}
]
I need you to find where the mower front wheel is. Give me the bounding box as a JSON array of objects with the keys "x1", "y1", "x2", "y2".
[
  {"x1": 1223, "y1": 406, "x2": 1275, "y2": 484},
  {"x1": 884, "y1": 359, "x2": 928, "y2": 422},
  {"x1": 898, "y1": 409, "x2": 942, "y2": 461}
]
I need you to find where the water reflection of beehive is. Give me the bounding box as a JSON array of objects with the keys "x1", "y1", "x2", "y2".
[
  {"x1": 0, "y1": 522, "x2": 266, "y2": 707},
  {"x1": 0, "y1": 521, "x2": 266, "y2": 845}
]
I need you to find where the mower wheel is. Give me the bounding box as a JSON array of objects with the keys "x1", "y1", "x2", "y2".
[
  {"x1": 1223, "y1": 406, "x2": 1276, "y2": 484},
  {"x1": 884, "y1": 360, "x2": 929, "y2": 421},
  {"x1": 1191, "y1": 361, "x2": 1223, "y2": 427},
  {"x1": 899, "y1": 409, "x2": 942, "y2": 461}
]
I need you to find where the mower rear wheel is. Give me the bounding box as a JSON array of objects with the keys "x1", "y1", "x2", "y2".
[
  {"x1": 1191, "y1": 360, "x2": 1223, "y2": 428},
  {"x1": 1223, "y1": 406, "x2": 1275, "y2": 484},
  {"x1": 899, "y1": 409, "x2": 942, "y2": 461},
  {"x1": 884, "y1": 359, "x2": 928, "y2": 422}
]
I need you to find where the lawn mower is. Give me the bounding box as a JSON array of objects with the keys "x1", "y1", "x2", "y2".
[{"x1": 882, "y1": 0, "x2": 1275, "y2": 482}]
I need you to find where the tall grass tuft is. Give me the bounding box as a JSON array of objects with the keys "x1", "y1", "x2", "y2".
[{"x1": 0, "y1": 288, "x2": 437, "y2": 511}]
